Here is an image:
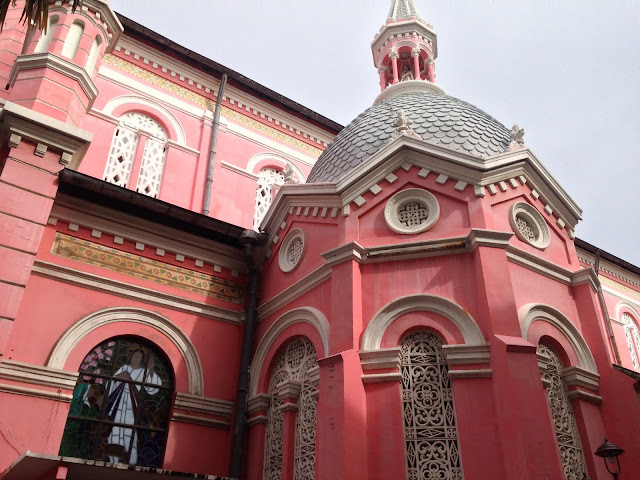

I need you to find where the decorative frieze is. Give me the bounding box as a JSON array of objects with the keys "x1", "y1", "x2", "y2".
[{"x1": 51, "y1": 233, "x2": 244, "y2": 304}]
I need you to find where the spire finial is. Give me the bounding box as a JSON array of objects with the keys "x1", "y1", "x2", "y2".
[
  {"x1": 371, "y1": 1, "x2": 444, "y2": 102},
  {"x1": 387, "y1": 0, "x2": 421, "y2": 23}
]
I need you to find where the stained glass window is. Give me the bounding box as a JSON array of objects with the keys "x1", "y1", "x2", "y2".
[{"x1": 59, "y1": 337, "x2": 173, "y2": 468}]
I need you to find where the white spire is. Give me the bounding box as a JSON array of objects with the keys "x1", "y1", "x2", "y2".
[{"x1": 387, "y1": 0, "x2": 421, "y2": 22}]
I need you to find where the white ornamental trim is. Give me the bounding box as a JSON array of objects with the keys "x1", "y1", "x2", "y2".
[
  {"x1": 384, "y1": 188, "x2": 440, "y2": 235},
  {"x1": 279, "y1": 228, "x2": 306, "y2": 273},
  {"x1": 509, "y1": 202, "x2": 550, "y2": 250}
]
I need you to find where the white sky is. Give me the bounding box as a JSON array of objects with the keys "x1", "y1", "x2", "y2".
[{"x1": 111, "y1": 0, "x2": 640, "y2": 266}]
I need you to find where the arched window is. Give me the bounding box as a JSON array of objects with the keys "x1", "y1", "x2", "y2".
[
  {"x1": 103, "y1": 112, "x2": 168, "y2": 198},
  {"x1": 537, "y1": 343, "x2": 586, "y2": 480},
  {"x1": 34, "y1": 15, "x2": 59, "y2": 53},
  {"x1": 61, "y1": 20, "x2": 84, "y2": 59},
  {"x1": 400, "y1": 331, "x2": 463, "y2": 480},
  {"x1": 59, "y1": 337, "x2": 173, "y2": 468},
  {"x1": 621, "y1": 313, "x2": 640, "y2": 370},
  {"x1": 253, "y1": 167, "x2": 284, "y2": 231},
  {"x1": 263, "y1": 337, "x2": 318, "y2": 480},
  {"x1": 86, "y1": 35, "x2": 102, "y2": 74}
]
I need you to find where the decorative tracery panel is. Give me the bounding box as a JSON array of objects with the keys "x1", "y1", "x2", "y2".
[
  {"x1": 621, "y1": 313, "x2": 640, "y2": 370},
  {"x1": 253, "y1": 168, "x2": 285, "y2": 231},
  {"x1": 104, "y1": 112, "x2": 168, "y2": 198},
  {"x1": 263, "y1": 337, "x2": 318, "y2": 480},
  {"x1": 400, "y1": 331, "x2": 463, "y2": 480},
  {"x1": 538, "y1": 343, "x2": 586, "y2": 480}
]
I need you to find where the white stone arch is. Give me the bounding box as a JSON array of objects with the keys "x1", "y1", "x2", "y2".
[
  {"x1": 47, "y1": 307, "x2": 204, "y2": 395},
  {"x1": 102, "y1": 95, "x2": 186, "y2": 145},
  {"x1": 250, "y1": 307, "x2": 330, "y2": 396},
  {"x1": 392, "y1": 40, "x2": 419, "y2": 53},
  {"x1": 361, "y1": 294, "x2": 486, "y2": 351},
  {"x1": 246, "y1": 152, "x2": 306, "y2": 182},
  {"x1": 519, "y1": 303, "x2": 598, "y2": 373},
  {"x1": 614, "y1": 301, "x2": 640, "y2": 322}
]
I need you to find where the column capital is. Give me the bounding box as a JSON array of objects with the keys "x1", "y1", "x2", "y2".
[
  {"x1": 411, "y1": 47, "x2": 421, "y2": 57},
  {"x1": 389, "y1": 51, "x2": 399, "y2": 59},
  {"x1": 276, "y1": 379, "x2": 302, "y2": 401}
]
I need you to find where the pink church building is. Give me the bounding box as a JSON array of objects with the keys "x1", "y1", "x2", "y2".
[{"x1": 0, "y1": 1, "x2": 638, "y2": 479}]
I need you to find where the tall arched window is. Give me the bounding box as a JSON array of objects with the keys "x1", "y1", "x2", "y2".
[
  {"x1": 103, "y1": 112, "x2": 168, "y2": 198},
  {"x1": 34, "y1": 15, "x2": 59, "y2": 53},
  {"x1": 59, "y1": 337, "x2": 173, "y2": 468},
  {"x1": 263, "y1": 337, "x2": 318, "y2": 480},
  {"x1": 538, "y1": 343, "x2": 586, "y2": 480},
  {"x1": 621, "y1": 313, "x2": 640, "y2": 370},
  {"x1": 86, "y1": 35, "x2": 102, "y2": 74},
  {"x1": 253, "y1": 167, "x2": 285, "y2": 231},
  {"x1": 400, "y1": 331, "x2": 463, "y2": 480},
  {"x1": 61, "y1": 20, "x2": 84, "y2": 59}
]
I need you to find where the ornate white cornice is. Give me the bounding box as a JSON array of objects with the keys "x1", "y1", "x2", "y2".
[
  {"x1": 9, "y1": 53, "x2": 99, "y2": 105},
  {"x1": 0, "y1": 101, "x2": 92, "y2": 169}
]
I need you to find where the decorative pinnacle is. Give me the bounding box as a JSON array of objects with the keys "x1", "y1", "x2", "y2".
[
  {"x1": 391, "y1": 110, "x2": 422, "y2": 141},
  {"x1": 387, "y1": 0, "x2": 422, "y2": 22},
  {"x1": 508, "y1": 124, "x2": 525, "y2": 150}
]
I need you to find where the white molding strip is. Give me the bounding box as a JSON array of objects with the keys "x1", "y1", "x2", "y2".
[
  {"x1": 0, "y1": 359, "x2": 78, "y2": 390},
  {"x1": 174, "y1": 392, "x2": 234, "y2": 417},
  {"x1": 171, "y1": 412, "x2": 230, "y2": 429},
  {"x1": 32, "y1": 260, "x2": 243, "y2": 324},
  {"x1": 0, "y1": 382, "x2": 72, "y2": 402}
]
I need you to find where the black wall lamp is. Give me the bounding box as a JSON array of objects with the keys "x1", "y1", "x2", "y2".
[{"x1": 594, "y1": 438, "x2": 624, "y2": 480}]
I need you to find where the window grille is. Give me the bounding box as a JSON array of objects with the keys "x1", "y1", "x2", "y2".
[
  {"x1": 253, "y1": 168, "x2": 284, "y2": 231},
  {"x1": 263, "y1": 338, "x2": 318, "y2": 480},
  {"x1": 538, "y1": 343, "x2": 586, "y2": 480},
  {"x1": 59, "y1": 337, "x2": 173, "y2": 468},
  {"x1": 104, "y1": 113, "x2": 168, "y2": 198},
  {"x1": 621, "y1": 313, "x2": 640, "y2": 370},
  {"x1": 400, "y1": 331, "x2": 463, "y2": 480}
]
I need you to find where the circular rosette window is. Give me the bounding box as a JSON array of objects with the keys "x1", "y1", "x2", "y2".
[
  {"x1": 279, "y1": 228, "x2": 306, "y2": 272},
  {"x1": 384, "y1": 188, "x2": 440, "y2": 234},
  {"x1": 509, "y1": 202, "x2": 550, "y2": 249}
]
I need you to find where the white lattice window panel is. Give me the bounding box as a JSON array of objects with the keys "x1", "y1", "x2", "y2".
[
  {"x1": 538, "y1": 343, "x2": 586, "y2": 480},
  {"x1": 254, "y1": 168, "x2": 284, "y2": 231},
  {"x1": 104, "y1": 113, "x2": 168, "y2": 198},
  {"x1": 621, "y1": 313, "x2": 640, "y2": 371},
  {"x1": 263, "y1": 338, "x2": 318, "y2": 480},
  {"x1": 400, "y1": 331, "x2": 463, "y2": 480}
]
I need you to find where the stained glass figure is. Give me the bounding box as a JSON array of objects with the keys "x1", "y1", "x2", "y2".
[{"x1": 59, "y1": 337, "x2": 173, "y2": 468}]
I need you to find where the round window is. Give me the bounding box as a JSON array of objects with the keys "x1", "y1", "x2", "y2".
[
  {"x1": 279, "y1": 228, "x2": 306, "y2": 272},
  {"x1": 509, "y1": 202, "x2": 550, "y2": 249},
  {"x1": 384, "y1": 188, "x2": 440, "y2": 234}
]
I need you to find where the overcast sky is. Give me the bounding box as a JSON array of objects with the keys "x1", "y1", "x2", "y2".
[{"x1": 110, "y1": 0, "x2": 640, "y2": 266}]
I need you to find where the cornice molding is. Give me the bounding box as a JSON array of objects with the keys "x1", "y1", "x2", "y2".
[
  {"x1": 563, "y1": 366, "x2": 600, "y2": 392},
  {"x1": 1, "y1": 101, "x2": 92, "y2": 170},
  {"x1": 448, "y1": 369, "x2": 493, "y2": 379},
  {"x1": 247, "y1": 393, "x2": 271, "y2": 415},
  {"x1": 442, "y1": 344, "x2": 491, "y2": 365},
  {"x1": 9, "y1": 53, "x2": 99, "y2": 105},
  {"x1": 171, "y1": 413, "x2": 229, "y2": 429},
  {"x1": 566, "y1": 389, "x2": 603, "y2": 405},
  {"x1": 51, "y1": 198, "x2": 247, "y2": 272},
  {"x1": 360, "y1": 348, "x2": 401, "y2": 370},
  {"x1": 362, "y1": 372, "x2": 403, "y2": 384},
  {"x1": 173, "y1": 392, "x2": 233, "y2": 418},
  {"x1": 0, "y1": 359, "x2": 78, "y2": 390}
]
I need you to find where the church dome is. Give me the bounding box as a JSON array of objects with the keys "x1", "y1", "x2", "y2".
[{"x1": 308, "y1": 92, "x2": 512, "y2": 183}]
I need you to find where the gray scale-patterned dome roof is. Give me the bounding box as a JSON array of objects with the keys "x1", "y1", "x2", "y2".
[{"x1": 308, "y1": 92, "x2": 512, "y2": 183}]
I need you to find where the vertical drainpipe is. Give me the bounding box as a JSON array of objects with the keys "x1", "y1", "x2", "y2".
[
  {"x1": 231, "y1": 229, "x2": 265, "y2": 478},
  {"x1": 202, "y1": 73, "x2": 227, "y2": 216},
  {"x1": 594, "y1": 250, "x2": 622, "y2": 364}
]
